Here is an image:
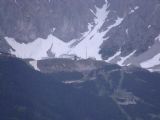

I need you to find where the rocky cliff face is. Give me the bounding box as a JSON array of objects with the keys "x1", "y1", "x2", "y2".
[
  {"x1": 1, "y1": 0, "x2": 160, "y2": 71},
  {"x1": 0, "y1": 0, "x2": 104, "y2": 42}
]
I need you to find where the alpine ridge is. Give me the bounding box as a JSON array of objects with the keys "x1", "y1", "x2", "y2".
[{"x1": 0, "y1": 0, "x2": 160, "y2": 71}]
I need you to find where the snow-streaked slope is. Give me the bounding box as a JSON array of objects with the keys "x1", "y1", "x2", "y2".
[
  {"x1": 5, "y1": 0, "x2": 124, "y2": 60},
  {"x1": 104, "y1": 34, "x2": 160, "y2": 71}
]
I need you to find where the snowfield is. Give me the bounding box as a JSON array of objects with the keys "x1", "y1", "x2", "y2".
[{"x1": 5, "y1": 35, "x2": 69, "y2": 60}]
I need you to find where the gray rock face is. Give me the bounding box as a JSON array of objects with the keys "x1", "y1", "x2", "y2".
[{"x1": 0, "y1": 0, "x2": 104, "y2": 43}]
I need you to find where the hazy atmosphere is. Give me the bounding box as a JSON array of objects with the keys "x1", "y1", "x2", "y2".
[{"x1": 0, "y1": 0, "x2": 160, "y2": 120}]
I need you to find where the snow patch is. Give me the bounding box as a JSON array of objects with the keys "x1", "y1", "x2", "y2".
[
  {"x1": 29, "y1": 60, "x2": 40, "y2": 71},
  {"x1": 129, "y1": 6, "x2": 139, "y2": 14},
  {"x1": 106, "y1": 51, "x2": 121, "y2": 62},
  {"x1": 135, "y1": 6, "x2": 139, "y2": 10},
  {"x1": 130, "y1": 10, "x2": 135, "y2": 14},
  {"x1": 63, "y1": 80, "x2": 84, "y2": 84},
  {"x1": 126, "y1": 29, "x2": 128, "y2": 35},
  {"x1": 148, "y1": 25, "x2": 151, "y2": 28},
  {"x1": 5, "y1": 35, "x2": 69, "y2": 60},
  {"x1": 155, "y1": 34, "x2": 160, "y2": 42},
  {"x1": 117, "y1": 51, "x2": 136, "y2": 66},
  {"x1": 107, "y1": 17, "x2": 123, "y2": 31},
  {"x1": 140, "y1": 53, "x2": 160, "y2": 68}
]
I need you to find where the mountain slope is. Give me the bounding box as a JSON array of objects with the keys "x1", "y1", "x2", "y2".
[{"x1": 0, "y1": 55, "x2": 160, "y2": 120}]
